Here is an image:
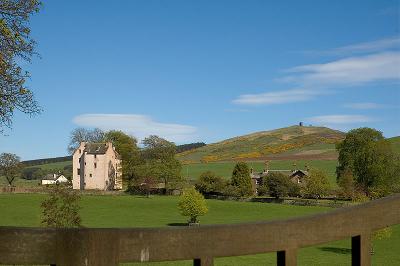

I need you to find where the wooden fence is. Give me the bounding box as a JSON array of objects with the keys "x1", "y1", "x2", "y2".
[{"x1": 0, "y1": 194, "x2": 399, "y2": 266}]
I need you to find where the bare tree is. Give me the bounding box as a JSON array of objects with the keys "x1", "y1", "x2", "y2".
[
  {"x1": 0, "y1": 152, "x2": 21, "y2": 186},
  {"x1": 67, "y1": 127, "x2": 105, "y2": 154}
]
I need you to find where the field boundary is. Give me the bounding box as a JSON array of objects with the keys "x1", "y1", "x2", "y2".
[{"x1": 0, "y1": 193, "x2": 399, "y2": 265}]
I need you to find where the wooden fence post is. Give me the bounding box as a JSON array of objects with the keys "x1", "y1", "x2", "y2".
[
  {"x1": 352, "y1": 233, "x2": 371, "y2": 266},
  {"x1": 277, "y1": 249, "x2": 297, "y2": 266},
  {"x1": 193, "y1": 257, "x2": 214, "y2": 266}
]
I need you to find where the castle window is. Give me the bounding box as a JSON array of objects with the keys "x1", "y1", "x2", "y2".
[
  {"x1": 90, "y1": 174, "x2": 92, "y2": 177},
  {"x1": 94, "y1": 154, "x2": 97, "y2": 159},
  {"x1": 77, "y1": 169, "x2": 80, "y2": 175},
  {"x1": 94, "y1": 163, "x2": 97, "y2": 168}
]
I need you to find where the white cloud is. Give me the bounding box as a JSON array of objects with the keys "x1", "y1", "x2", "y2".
[
  {"x1": 72, "y1": 114, "x2": 198, "y2": 143},
  {"x1": 285, "y1": 52, "x2": 400, "y2": 87},
  {"x1": 343, "y1": 102, "x2": 388, "y2": 110},
  {"x1": 306, "y1": 115, "x2": 374, "y2": 124},
  {"x1": 332, "y1": 36, "x2": 400, "y2": 54},
  {"x1": 232, "y1": 89, "x2": 325, "y2": 105},
  {"x1": 232, "y1": 38, "x2": 400, "y2": 106},
  {"x1": 302, "y1": 36, "x2": 400, "y2": 56}
]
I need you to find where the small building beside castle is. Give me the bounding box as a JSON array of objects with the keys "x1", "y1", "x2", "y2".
[{"x1": 72, "y1": 142, "x2": 122, "y2": 190}]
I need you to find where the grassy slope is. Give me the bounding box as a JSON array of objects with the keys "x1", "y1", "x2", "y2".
[
  {"x1": 389, "y1": 136, "x2": 400, "y2": 155},
  {"x1": 177, "y1": 126, "x2": 344, "y2": 163},
  {"x1": 0, "y1": 194, "x2": 398, "y2": 265}
]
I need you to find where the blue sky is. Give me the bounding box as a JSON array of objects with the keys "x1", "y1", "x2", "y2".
[{"x1": 1, "y1": 0, "x2": 399, "y2": 160}]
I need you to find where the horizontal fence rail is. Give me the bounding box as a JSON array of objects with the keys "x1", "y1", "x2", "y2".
[{"x1": 0, "y1": 194, "x2": 399, "y2": 266}]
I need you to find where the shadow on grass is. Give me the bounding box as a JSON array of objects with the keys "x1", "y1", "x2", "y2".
[
  {"x1": 319, "y1": 247, "x2": 351, "y2": 254},
  {"x1": 167, "y1": 223, "x2": 188, "y2": 227}
]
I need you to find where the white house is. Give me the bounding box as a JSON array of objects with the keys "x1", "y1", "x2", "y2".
[{"x1": 41, "y1": 174, "x2": 69, "y2": 185}]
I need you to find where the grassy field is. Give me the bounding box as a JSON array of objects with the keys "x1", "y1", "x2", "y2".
[
  {"x1": 0, "y1": 193, "x2": 398, "y2": 265},
  {"x1": 389, "y1": 136, "x2": 400, "y2": 155}
]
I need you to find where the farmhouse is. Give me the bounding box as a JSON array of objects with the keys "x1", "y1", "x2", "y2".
[
  {"x1": 250, "y1": 168, "x2": 309, "y2": 194},
  {"x1": 41, "y1": 174, "x2": 69, "y2": 185},
  {"x1": 72, "y1": 142, "x2": 122, "y2": 190}
]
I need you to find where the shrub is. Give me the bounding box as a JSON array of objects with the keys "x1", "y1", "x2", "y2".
[
  {"x1": 41, "y1": 185, "x2": 81, "y2": 227},
  {"x1": 231, "y1": 162, "x2": 253, "y2": 197},
  {"x1": 257, "y1": 184, "x2": 269, "y2": 196},
  {"x1": 222, "y1": 185, "x2": 242, "y2": 197},
  {"x1": 302, "y1": 169, "x2": 330, "y2": 199},
  {"x1": 178, "y1": 187, "x2": 208, "y2": 224},
  {"x1": 265, "y1": 173, "x2": 292, "y2": 199},
  {"x1": 195, "y1": 171, "x2": 225, "y2": 195}
]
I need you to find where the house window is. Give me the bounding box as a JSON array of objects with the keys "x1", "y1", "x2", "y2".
[
  {"x1": 77, "y1": 169, "x2": 80, "y2": 175},
  {"x1": 94, "y1": 163, "x2": 97, "y2": 168}
]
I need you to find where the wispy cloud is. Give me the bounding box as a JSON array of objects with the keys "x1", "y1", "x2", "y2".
[
  {"x1": 285, "y1": 52, "x2": 400, "y2": 87},
  {"x1": 302, "y1": 36, "x2": 400, "y2": 56},
  {"x1": 343, "y1": 102, "x2": 391, "y2": 110},
  {"x1": 232, "y1": 89, "x2": 325, "y2": 105},
  {"x1": 232, "y1": 37, "x2": 400, "y2": 106},
  {"x1": 73, "y1": 114, "x2": 198, "y2": 143},
  {"x1": 306, "y1": 115, "x2": 374, "y2": 124}
]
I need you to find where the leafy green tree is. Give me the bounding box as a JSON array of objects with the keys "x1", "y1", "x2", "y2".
[
  {"x1": 0, "y1": 0, "x2": 42, "y2": 132},
  {"x1": 178, "y1": 187, "x2": 208, "y2": 224},
  {"x1": 265, "y1": 173, "x2": 292, "y2": 199},
  {"x1": 222, "y1": 184, "x2": 242, "y2": 197},
  {"x1": 41, "y1": 185, "x2": 81, "y2": 227},
  {"x1": 141, "y1": 135, "x2": 183, "y2": 192},
  {"x1": 67, "y1": 127, "x2": 105, "y2": 154},
  {"x1": 337, "y1": 168, "x2": 356, "y2": 199},
  {"x1": 231, "y1": 162, "x2": 253, "y2": 197},
  {"x1": 0, "y1": 152, "x2": 21, "y2": 186},
  {"x1": 336, "y1": 127, "x2": 399, "y2": 197},
  {"x1": 104, "y1": 130, "x2": 141, "y2": 184},
  {"x1": 302, "y1": 169, "x2": 330, "y2": 199},
  {"x1": 195, "y1": 171, "x2": 225, "y2": 195}
]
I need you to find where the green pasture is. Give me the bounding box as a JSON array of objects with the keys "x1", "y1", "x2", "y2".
[{"x1": 0, "y1": 194, "x2": 398, "y2": 265}]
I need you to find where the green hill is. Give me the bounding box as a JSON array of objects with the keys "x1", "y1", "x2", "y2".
[
  {"x1": 389, "y1": 136, "x2": 400, "y2": 154},
  {"x1": 178, "y1": 125, "x2": 345, "y2": 163}
]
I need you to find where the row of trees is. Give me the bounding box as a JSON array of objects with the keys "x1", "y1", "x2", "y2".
[
  {"x1": 196, "y1": 164, "x2": 331, "y2": 199},
  {"x1": 68, "y1": 128, "x2": 184, "y2": 193}
]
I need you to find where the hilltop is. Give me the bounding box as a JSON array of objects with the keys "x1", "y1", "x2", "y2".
[{"x1": 177, "y1": 125, "x2": 345, "y2": 163}]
